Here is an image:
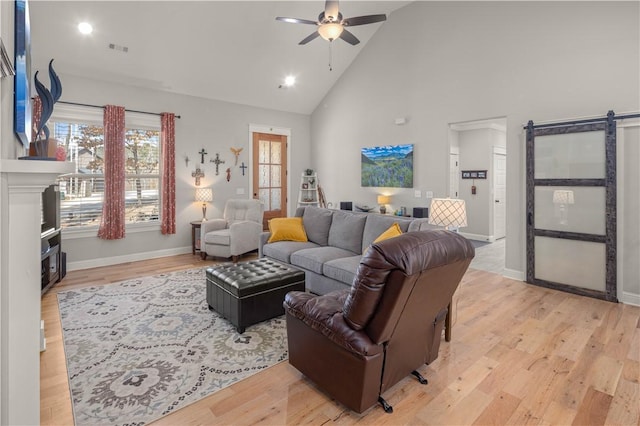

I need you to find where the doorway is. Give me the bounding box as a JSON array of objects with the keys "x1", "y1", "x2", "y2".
[
  {"x1": 251, "y1": 130, "x2": 288, "y2": 230},
  {"x1": 448, "y1": 117, "x2": 507, "y2": 242}
]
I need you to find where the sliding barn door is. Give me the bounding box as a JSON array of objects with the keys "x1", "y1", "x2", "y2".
[{"x1": 526, "y1": 114, "x2": 617, "y2": 301}]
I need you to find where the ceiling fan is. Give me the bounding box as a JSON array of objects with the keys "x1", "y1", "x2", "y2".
[{"x1": 276, "y1": 0, "x2": 387, "y2": 46}]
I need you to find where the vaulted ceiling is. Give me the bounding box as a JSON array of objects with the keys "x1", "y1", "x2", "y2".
[{"x1": 29, "y1": 1, "x2": 410, "y2": 115}]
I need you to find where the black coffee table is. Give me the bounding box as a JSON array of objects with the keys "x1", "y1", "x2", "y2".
[{"x1": 206, "y1": 258, "x2": 305, "y2": 333}]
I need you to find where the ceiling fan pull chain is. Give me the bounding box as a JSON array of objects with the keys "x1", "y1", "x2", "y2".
[{"x1": 329, "y1": 43, "x2": 333, "y2": 71}]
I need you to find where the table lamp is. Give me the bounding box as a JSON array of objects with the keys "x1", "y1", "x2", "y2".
[
  {"x1": 195, "y1": 188, "x2": 213, "y2": 221},
  {"x1": 428, "y1": 198, "x2": 467, "y2": 232},
  {"x1": 377, "y1": 195, "x2": 391, "y2": 214}
]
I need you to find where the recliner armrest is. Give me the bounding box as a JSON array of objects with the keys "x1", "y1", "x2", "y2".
[
  {"x1": 284, "y1": 290, "x2": 383, "y2": 357},
  {"x1": 201, "y1": 219, "x2": 227, "y2": 234}
]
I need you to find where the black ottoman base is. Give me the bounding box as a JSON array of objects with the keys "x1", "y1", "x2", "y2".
[{"x1": 206, "y1": 259, "x2": 305, "y2": 333}]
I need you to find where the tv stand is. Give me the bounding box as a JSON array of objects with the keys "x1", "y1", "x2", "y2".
[
  {"x1": 40, "y1": 184, "x2": 65, "y2": 294},
  {"x1": 41, "y1": 227, "x2": 61, "y2": 294}
]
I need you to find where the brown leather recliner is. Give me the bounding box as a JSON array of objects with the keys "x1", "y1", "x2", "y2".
[{"x1": 283, "y1": 229, "x2": 475, "y2": 414}]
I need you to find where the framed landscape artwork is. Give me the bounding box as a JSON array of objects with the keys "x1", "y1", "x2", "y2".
[
  {"x1": 14, "y1": 0, "x2": 31, "y2": 148},
  {"x1": 361, "y1": 144, "x2": 413, "y2": 188}
]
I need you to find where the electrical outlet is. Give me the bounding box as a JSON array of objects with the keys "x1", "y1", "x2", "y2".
[
  {"x1": 425, "y1": 191, "x2": 434, "y2": 198},
  {"x1": 414, "y1": 190, "x2": 421, "y2": 198},
  {"x1": 236, "y1": 188, "x2": 245, "y2": 195}
]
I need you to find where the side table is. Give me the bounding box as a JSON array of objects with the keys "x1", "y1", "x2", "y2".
[{"x1": 190, "y1": 220, "x2": 202, "y2": 255}]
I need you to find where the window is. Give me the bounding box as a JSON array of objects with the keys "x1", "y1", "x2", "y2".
[{"x1": 52, "y1": 106, "x2": 161, "y2": 230}]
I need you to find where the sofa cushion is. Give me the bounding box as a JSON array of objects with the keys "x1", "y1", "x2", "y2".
[
  {"x1": 291, "y1": 246, "x2": 357, "y2": 275},
  {"x1": 268, "y1": 217, "x2": 308, "y2": 243},
  {"x1": 263, "y1": 241, "x2": 319, "y2": 263},
  {"x1": 362, "y1": 215, "x2": 412, "y2": 252},
  {"x1": 302, "y1": 207, "x2": 333, "y2": 246},
  {"x1": 328, "y1": 210, "x2": 367, "y2": 254},
  {"x1": 204, "y1": 229, "x2": 230, "y2": 245},
  {"x1": 407, "y1": 218, "x2": 439, "y2": 232},
  {"x1": 323, "y1": 255, "x2": 362, "y2": 286}
]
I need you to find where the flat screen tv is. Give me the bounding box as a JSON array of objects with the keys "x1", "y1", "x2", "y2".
[{"x1": 361, "y1": 144, "x2": 413, "y2": 188}]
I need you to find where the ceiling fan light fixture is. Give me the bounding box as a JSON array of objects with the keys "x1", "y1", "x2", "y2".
[{"x1": 318, "y1": 23, "x2": 343, "y2": 41}]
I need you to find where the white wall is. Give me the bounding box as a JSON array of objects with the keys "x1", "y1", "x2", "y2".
[
  {"x1": 32, "y1": 75, "x2": 311, "y2": 269},
  {"x1": 310, "y1": 2, "x2": 640, "y2": 302}
]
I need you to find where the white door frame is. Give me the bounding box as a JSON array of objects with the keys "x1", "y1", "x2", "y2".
[{"x1": 492, "y1": 146, "x2": 507, "y2": 240}]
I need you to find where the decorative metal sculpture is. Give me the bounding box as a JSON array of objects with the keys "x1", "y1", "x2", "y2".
[
  {"x1": 31, "y1": 59, "x2": 62, "y2": 158},
  {"x1": 230, "y1": 147, "x2": 243, "y2": 165},
  {"x1": 226, "y1": 167, "x2": 231, "y2": 182},
  {"x1": 210, "y1": 153, "x2": 225, "y2": 175},
  {"x1": 240, "y1": 162, "x2": 247, "y2": 176},
  {"x1": 192, "y1": 167, "x2": 205, "y2": 186},
  {"x1": 198, "y1": 148, "x2": 207, "y2": 164}
]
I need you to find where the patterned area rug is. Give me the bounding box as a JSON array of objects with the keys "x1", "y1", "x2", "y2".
[{"x1": 58, "y1": 268, "x2": 288, "y2": 425}]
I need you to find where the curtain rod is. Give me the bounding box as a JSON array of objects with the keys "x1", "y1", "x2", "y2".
[
  {"x1": 524, "y1": 111, "x2": 640, "y2": 130},
  {"x1": 58, "y1": 100, "x2": 181, "y2": 119}
]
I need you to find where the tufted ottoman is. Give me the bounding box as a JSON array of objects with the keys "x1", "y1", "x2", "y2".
[{"x1": 206, "y1": 258, "x2": 305, "y2": 333}]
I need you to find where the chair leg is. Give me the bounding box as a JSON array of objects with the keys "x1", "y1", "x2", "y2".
[
  {"x1": 411, "y1": 370, "x2": 428, "y2": 385},
  {"x1": 445, "y1": 301, "x2": 452, "y2": 342},
  {"x1": 378, "y1": 396, "x2": 393, "y2": 414},
  {"x1": 201, "y1": 252, "x2": 207, "y2": 260},
  {"x1": 232, "y1": 255, "x2": 239, "y2": 263}
]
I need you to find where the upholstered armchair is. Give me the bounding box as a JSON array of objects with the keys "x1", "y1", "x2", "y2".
[
  {"x1": 200, "y1": 199, "x2": 264, "y2": 262},
  {"x1": 284, "y1": 230, "x2": 474, "y2": 414}
]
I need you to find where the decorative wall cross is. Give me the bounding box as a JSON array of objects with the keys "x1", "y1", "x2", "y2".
[
  {"x1": 240, "y1": 162, "x2": 247, "y2": 176},
  {"x1": 210, "y1": 153, "x2": 225, "y2": 175},
  {"x1": 191, "y1": 167, "x2": 205, "y2": 186},
  {"x1": 230, "y1": 147, "x2": 243, "y2": 165},
  {"x1": 198, "y1": 148, "x2": 207, "y2": 164}
]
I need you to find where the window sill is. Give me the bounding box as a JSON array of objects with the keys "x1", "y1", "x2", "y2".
[{"x1": 63, "y1": 222, "x2": 161, "y2": 240}]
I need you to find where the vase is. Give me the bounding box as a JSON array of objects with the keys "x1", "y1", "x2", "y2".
[{"x1": 19, "y1": 138, "x2": 58, "y2": 161}]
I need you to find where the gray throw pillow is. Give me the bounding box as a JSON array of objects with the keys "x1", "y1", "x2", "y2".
[
  {"x1": 302, "y1": 207, "x2": 333, "y2": 246},
  {"x1": 328, "y1": 210, "x2": 367, "y2": 254}
]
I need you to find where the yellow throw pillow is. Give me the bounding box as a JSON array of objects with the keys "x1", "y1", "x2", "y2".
[
  {"x1": 364, "y1": 223, "x2": 403, "y2": 254},
  {"x1": 373, "y1": 223, "x2": 403, "y2": 244},
  {"x1": 268, "y1": 217, "x2": 308, "y2": 243}
]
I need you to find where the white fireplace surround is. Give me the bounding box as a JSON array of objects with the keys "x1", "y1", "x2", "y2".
[{"x1": 0, "y1": 159, "x2": 74, "y2": 425}]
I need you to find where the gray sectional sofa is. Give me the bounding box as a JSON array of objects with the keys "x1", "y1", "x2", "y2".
[{"x1": 259, "y1": 206, "x2": 439, "y2": 295}]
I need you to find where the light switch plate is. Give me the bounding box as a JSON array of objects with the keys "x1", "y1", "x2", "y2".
[
  {"x1": 425, "y1": 191, "x2": 434, "y2": 198},
  {"x1": 414, "y1": 190, "x2": 421, "y2": 198},
  {"x1": 236, "y1": 188, "x2": 245, "y2": 195}
]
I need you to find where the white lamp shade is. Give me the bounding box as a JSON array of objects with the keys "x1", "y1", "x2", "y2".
[
  {"x1": 428, "y1": 198, "x2": 467, "y2": 228},
  {"x1": 195, "y1": 188, "x2": 213, "y2": 203},
  {"x1": 553, "y1": 190, "x2": 574, "y2": 204},
  {"x1": 318, "y1": 23, "x2": 344, "y2": 41}
]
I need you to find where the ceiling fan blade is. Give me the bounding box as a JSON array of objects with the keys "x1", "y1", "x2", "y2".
[
  {"x1": 276, "y1": 16, "x2": 318, "y2": 25},
  {"x1": 299, "y1": 31, "x2": 320, "y2": 45},
  {"x1": 342, "y1": 14, "x2": 387, "y2": 27},
  {"x1": 339, "y1": 29, "x2": 360, "y2": 45},
  {"x1": 324, "y1": 0, "x2": 340, "y2": 21}
]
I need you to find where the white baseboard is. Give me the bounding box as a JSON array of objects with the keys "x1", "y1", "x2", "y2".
[
  {"x1": 620, "y1": 291, "x2": 640, "y2": 307},
  {"x1": 67, "y1": 246, "x2": 192, "y2": 272},
  {"x1": 459, "y1": 232, "x2": 494, "y2": 242},
  {"x1": 503, "y1": 268, "x2": 525, "y2": 281}
]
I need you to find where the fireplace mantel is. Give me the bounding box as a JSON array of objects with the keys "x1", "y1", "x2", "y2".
[{"x1": 0, "y1": 159, "x2": 74, "y2": 425}]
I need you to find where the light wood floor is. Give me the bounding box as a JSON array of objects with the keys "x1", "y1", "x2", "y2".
[{"x1": 41, "y1": 254, "x2": 640, "y2": 425}]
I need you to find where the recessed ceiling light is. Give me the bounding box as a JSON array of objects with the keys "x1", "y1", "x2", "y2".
[
  {"x1": 78, "y1": 22, "x2": 93, "y2": 35},
  {"x1": 284, "y1": 75, "x2": 296, "y2": 87}
]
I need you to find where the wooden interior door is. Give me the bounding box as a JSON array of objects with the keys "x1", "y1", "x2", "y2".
[{"x1": 252, "y1": 132, "x2": 287, "y2": 230}]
